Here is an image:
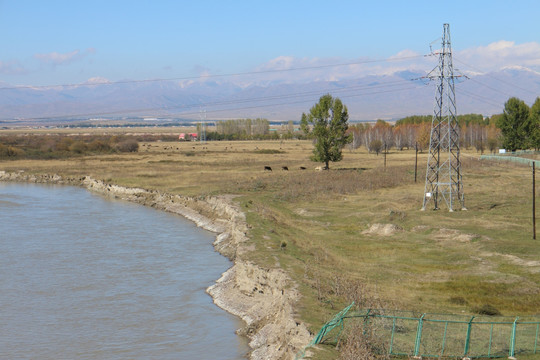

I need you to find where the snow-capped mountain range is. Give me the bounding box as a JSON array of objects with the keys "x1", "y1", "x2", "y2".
[{"x1": 1, "y1": 66, "x2": 540, "y2": 125}]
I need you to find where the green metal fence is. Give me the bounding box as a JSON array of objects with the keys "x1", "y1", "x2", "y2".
[
  {"x1": 300, "y1": 306, "x2": 540, "y2": 359},
  {"x1": 480, "y1": 154, "x2": 540, "y2": 167}
]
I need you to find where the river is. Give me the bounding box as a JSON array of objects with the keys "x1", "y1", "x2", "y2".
[{"x1": 0, "y1": 182, "x2": 248, "y2": 359}]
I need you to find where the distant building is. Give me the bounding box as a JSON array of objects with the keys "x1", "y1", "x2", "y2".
[{"x1": 179, "y1": 133, "x2": 198, "y2": 141}]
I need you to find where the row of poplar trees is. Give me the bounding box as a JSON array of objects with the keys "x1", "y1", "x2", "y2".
[{"x1": 300, "y1": 94, "x2": 540, "y2": 169}]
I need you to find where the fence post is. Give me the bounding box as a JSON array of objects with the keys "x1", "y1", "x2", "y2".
[
  {"x1": 488, "y1": 323, "x2": 494, "y2": 357},
  {"x1": 535, "y1": 323, "x2": 539, "y2": 354},
  {"x1": 362, "y1": 308, "x2": 372, "y2": 336},
  {"x1": 464, "y1": 316, "x2": 475, "y2": 357},
  {"x1": 389, "y1": 317, "x2": 396, "y2": 355},
  {"x1": 509, "y1": 317, "x2": 519, "y2": 358},
  {"x1": 414, "y1": 314, "x2": 426, "y2": 357},
  {"x1": 441, "y1": 321, "x2": 449, "y2": 357}
]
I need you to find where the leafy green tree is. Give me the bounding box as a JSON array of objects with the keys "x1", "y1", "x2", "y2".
[
  {"x1": 487, "y1": 137, "x2": 499, "y2": 154},
  {"x1": 497, "y1": 97, "x2": 531, "y2": 151},
  {"x1": 369, "y1": 139, "x2": 383, "y2": 155},
  {"x1": 529, "y1": 97, "x2": 540, "y2": 150},
  {"x1": 300, "y1": 94, "x2": 352, "y2": 169},
  {"x1": 395, "y1": 115, "x2": 432, "y2": 126}
]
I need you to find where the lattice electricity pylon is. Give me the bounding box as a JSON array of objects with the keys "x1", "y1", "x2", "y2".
[
  {"x1": 422, "y1": 24, "x2": 466, "y2": 212},
  {"x1": 199, "y1": 108, "x2": 206, "y2": 143}
]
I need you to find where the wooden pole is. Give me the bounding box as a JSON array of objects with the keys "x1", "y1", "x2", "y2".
[
  {"x1": 415, "y1": 142, "x2": 418, "y2": 183},
  {"x1": 534, "y1": 162, "x2": 536, "y2": 240}
]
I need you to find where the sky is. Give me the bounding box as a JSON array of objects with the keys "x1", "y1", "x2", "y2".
[{"x1": 1, "y1": 0, "x2": 540, "y2": 86}]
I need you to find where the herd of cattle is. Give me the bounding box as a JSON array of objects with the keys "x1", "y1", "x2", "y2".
[
  {"x1": 140, "y1": 143, "x2": 325, "y2": 172},
  {"x1": 264, "y1": 166, "x2": 312, "y2": 171}
]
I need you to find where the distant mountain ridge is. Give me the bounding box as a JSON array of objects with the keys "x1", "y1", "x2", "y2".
[{"x1": 1, "y1": 67, "x2": 540, "y2": 125}]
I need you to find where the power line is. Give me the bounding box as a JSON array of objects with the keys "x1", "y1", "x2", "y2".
[
  {"x1": 139, "y1": 84, "x2": 422, "y2": 119},
  {"x1": 464, "y1": 77, "x2": 515, "y2": 99},
  {"x1": 0, "y1": 54, "x2": 431, "y2": 90},
  {"x1": 456, "y1": 87, "x2": 504, "y2": 108},
  {"x1": 453, "y1": 57, "x2": 538, "y2": 97},
  {"x1": 4, "y1": 79, "x2": 425, "y2": 122}
]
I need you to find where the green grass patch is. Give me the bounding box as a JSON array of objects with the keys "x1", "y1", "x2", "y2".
[{"x1": 252, "y1": 149, "x2": 286, "y2": 154}]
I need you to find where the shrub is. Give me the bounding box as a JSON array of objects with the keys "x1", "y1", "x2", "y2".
[
  {"x1": 55, "y1": 137, "x2": 74, "y2": 152},
  {"x1": 369, "y1": 139, "x2": 383, "y2": 155},
  {"x1": 0, "y1": 143, "x2": 24, "y2": 158},
  {"x1": 487, "y1": 137, "x2": 499, "y2": 154},
  {"x1": 88, "y1": 139, "x2": 111, "y2": 152},
  {"x1": 449, "y1": 296, "x2": 468, "y2": 305},
  {"x1": 339, "y1": 321, "x2": 389, "y2": 360},
  {"x1": 69, "y1": 141, "x2": 88, "y2": 154},
  {"x1": 40, "y1": 139, "x2": 56, "y2": 153},
  {"x1": 115, "y1": 139, "x2": 139, "y2": 152},
  {"x1": 472, "y1": 304, "x2": 501, "y2": 316},
  {"x1": 253, "y1": 149, "x2": 286, "y2": 154}
]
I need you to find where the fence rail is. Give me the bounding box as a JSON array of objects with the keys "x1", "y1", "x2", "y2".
[
  {"x1": 300, "y1": 306, "x2": 540, "y2": 359},
  {"x1": 480, "y1": 154, "x2": 540, "y2": 167}
]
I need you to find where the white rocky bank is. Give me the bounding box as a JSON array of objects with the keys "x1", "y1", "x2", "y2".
[{"x1": 0, "y1": 171, "x2": 311, "y2": 360}]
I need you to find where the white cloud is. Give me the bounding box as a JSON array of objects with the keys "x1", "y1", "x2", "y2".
[
  {"x1": 34, "y1": 48, "x2": 95, "y2": 67},
  {"x1": 389, "y1": 49, "x2": 421, "y2": 59},
  {"x1": 243, "y1": 40, "x2": 540, "y2": 86},
  {"x1": 245, "y1": 51, "x2": 433, "y2": 85},
  {"x1": 455, "y1": 40, "x2": 540, "y2": 73},
  {"x1": 0, "y1": 60, "x2": 27, "y2": 75},
  {"x1": 84, "y1": 76, "x2": 111, "y2": 84}
]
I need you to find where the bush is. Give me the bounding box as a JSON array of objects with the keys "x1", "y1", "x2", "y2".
[
  {"x1": 253, "y1": 149, "x2": 286, "y2": 154},
  {"x1": 115, "y1": 139, "x2": 139, "y2": 152},
  {"x1": 0, "y1": 143, "x2": 24, "y2": 158},
  {"x1": 472, "y1": 304, "x2": 501, "y2": 316},
  {"x1": 69, "y1": 141, "x2": 88, "y2": 154},
  {"x1": 55, "y1": 137, "x2": 74, "y2": 152},
  {"x1": 339, "y1": 322, "x2": 389, "y2": 360},
  {"x1": 88, "y1": 139, "x2": 111, "y2": 152},
  {"x1": 369, "y1": 139, "x2": 383, "y2": 155},
  {"x1": 449, "y1": 296, "x2": 468, "y2": 305}
]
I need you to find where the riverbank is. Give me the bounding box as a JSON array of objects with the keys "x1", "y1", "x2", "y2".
[{"x1": 0, "y1": 171, "x2": 311, "y2": 360}]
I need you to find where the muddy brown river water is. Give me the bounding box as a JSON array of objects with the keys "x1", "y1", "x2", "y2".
[{"x1": 0, "y1": 182, "x2": 248, "y2": 359}]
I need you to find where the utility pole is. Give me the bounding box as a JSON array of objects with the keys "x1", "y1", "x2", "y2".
[
  {"x1": 422, "y1": 24, "x2": 466, "y2": 212},
  {"x1": 384, "y1": 144, "x2": 387, "y2": 169},
  {"x1": 415, "y1": 142, "x2": 418, "y2": 183},
  {"x1": 534, "y1": 162, "x2": 536, "y2": 240}
]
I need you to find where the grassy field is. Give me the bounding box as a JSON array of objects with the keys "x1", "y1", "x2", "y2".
[{"x1": 2, "y1": 133, "x2": 539, "y2": 358}]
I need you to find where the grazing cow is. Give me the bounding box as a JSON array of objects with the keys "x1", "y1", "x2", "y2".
[
  {"x1": 282, "y1": 166, "x2": 289, "y2": 171},
  {"x1": 299, "y1": 166, "x2": 306, "y2": 170},
  {"x1": 264, "y1": 166, "x2": 272, "y2": 171}
]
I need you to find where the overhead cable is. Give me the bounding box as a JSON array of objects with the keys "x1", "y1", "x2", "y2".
[{"x1": 0, "y1": 54, "x2": 432, "y2": 90}]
